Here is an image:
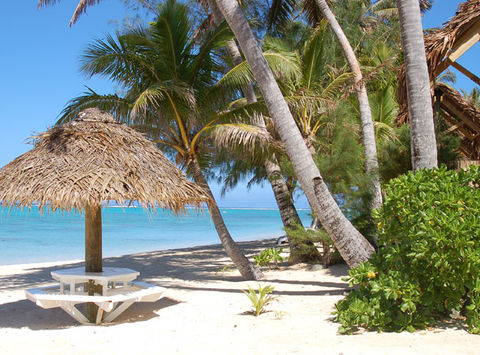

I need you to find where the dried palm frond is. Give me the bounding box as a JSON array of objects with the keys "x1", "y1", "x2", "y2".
[{"x1": 38, "y1": 0, "x2": 103, "y2": 26}]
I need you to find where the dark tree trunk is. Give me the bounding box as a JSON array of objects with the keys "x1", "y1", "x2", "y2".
[
  {"x1": 264, "y1": 158, "x2": 322, "y2": 263},
  {"x1": 189, "y1": 157, "x2": 263, "y2": 280}
]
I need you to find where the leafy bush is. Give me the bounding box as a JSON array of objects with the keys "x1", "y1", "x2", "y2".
[
  {"x1": 285, "y1": 224, "x2": 343, "y2": 266},
  {"x1": 334, "y1": 167, "x2": 480, "y2": 334},
  {"x1": 254, "y1": 248, "x2": 284, "y2": 268},
  {"x1": 243, "y1": 284, "x2": 276, "y2": 316}
]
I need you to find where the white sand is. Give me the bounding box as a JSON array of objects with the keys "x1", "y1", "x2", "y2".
[{"x1": 1, "y1": 239, "x2": 479, "y2": 354}]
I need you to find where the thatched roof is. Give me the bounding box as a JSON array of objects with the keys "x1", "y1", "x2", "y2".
[
  {"x1": 397, "y1": 0, "x2": 480, "y2": 124},
  {"x1": 434, "y1": 83, "x2": 480, "y2": 159},
  {"x1": 0, "y1": 108, "x2": 210, "y2": 213}
]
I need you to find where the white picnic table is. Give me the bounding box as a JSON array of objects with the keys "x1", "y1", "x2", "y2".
[
  {"x1": 51, "y1": 267, "x2": 140, "y2": 295},
  {"x1": 25, "y1": 267, "x2": 165, "y2": 324}
]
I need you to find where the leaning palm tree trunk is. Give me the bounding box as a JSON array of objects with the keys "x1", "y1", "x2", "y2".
[
  {"x1": 397, "y1": 0, "x2": 438, "y2": 170},
  {"x1": 209, "y1": 0, "x2": 321, "y2": 263},
  {"x1": 315, "y1": 0, "x2": 382, "y2": 211},
  {"x1": 264, "y1": 158, "x2": 322, "y2": 263},
  {"x1": 215, "y1": 0, "x2": 375, "y2": 268},
  {"x1": 188, "y1": 157, "x2": 263, "y2": 280}
]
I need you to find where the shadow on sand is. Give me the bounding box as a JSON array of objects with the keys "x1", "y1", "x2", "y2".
[{"x1": 0, "y1": 239, "x2": 351, "y2": 330}]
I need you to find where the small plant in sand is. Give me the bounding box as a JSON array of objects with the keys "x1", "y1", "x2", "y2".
[
  {"x1": 274, "y1": 310, "x2": 287, "y2": 320},
  {"x1": 243, "y1": 284, "x2": 276, "y2": 316},
  {"x1": 217, "y1": 265, "x2": 234, "y2": 273},
  {"x1": 254, "y1": 248, "x2": 284, "y2": 268}
]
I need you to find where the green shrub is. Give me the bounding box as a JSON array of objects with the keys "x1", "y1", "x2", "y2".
[
  {"x1": 243, "y1": 284, "x2": 276, "y2": 316},
  {"x1": 334, "y1": 166, "x2": 480, "y2": 334},
  {"x1": 285, "y1": 224, "x2": 343, "y2": 265},
  {"x1": 254, "y1": 248, "x2": 284, "y2": 268}
]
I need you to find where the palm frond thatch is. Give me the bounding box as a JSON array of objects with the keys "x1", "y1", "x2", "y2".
[
  {"x1": 397, "y1": 0, "x2": 480, "y2": 123},
  {"x1": 0, "y1": 108, "x2": 210, "y2": 213}
]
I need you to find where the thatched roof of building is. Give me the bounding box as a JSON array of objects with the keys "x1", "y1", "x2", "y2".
[
  {"x1": 0, "y1": 108, "x2": 210, "y2": 213},
  {"x1": 397, "y1": 0, "x2": 480, "y2": 124},
  {"x1": 434, "y1": 83, "x2": 480, "y2": 159}
]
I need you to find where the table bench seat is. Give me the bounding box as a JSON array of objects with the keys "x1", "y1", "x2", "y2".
[{"x1": 25, "y1": 281, "x2": 165, "y2": 324}]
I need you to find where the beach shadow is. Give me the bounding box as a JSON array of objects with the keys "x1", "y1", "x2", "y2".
[
  {"x1": 0, "y1": 240, "x2": 275, "y2": 292},
  {"x1": 323, "y1": 264, "x2": 350, "y2": 278},
  {"x1": 265, "y1": 279, "x2": 348, "y2": 289},
  {"x1": 0, "y1": 297, "x2": 179, "y2": 330},
  {"x1": 167, "y1": 285, "x2": 348, "y2": 296}
]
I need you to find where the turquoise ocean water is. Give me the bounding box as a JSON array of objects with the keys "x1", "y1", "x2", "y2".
[{"x1": 0, "y1": 207, "x2": 312, "y2": 265}]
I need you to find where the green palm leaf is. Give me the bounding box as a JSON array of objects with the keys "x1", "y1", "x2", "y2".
[{"x1": 57, "y1": 87, "x2": 133, "y2": 124}]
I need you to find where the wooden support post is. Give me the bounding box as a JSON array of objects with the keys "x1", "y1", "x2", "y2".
[{"x1": 85, "y1": 204, "x2": 102, "y2": 323}]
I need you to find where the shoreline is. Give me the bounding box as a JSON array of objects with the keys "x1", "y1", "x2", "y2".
[
  {"x1": 0, "y1": 207, "x2": 307, "y2": 266},
  {"x1": 0, "y1": 235, "x2": 283, "y2": 268},
  {"x1": 0, "y1": 237, "x2": 278, "y2": 270},
  {"x1": 1, "y1": 238, "x2": 480, "y2": 354}
]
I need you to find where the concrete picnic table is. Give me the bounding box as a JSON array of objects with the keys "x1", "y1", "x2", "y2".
[
  {"x1": 25, "y1": 267, "x2": 165, "y2": 324},
  {"x1": 51, "y1": 267, "x2": 140, "y2": 296}
]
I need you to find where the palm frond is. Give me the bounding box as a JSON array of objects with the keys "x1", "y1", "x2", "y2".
[
  {"x1": 302, "y1": 21, "x2": 329, "y2": 89},
  {"x1": 38, "y1": 0, "x2": 103, "y2": 26},
  {"x1": 216, "y1": 52, "x2": 300, "y2": 97},
  {"x1": 375, "y1": 121, "x2": 398, "y2": 142},
  {"x1": 57, "y1": 87, "x2": 132, "y2": 124},
  {"x1": 190, "y1": 21, "x2": 234, "y2": 87},
  {"x1": 319, "y1": 72, "x2": 354, "y2": 101},
  {"x1": 267, "y1": 0, "x2": 296, "y2": 31},
  {"x1": 212, "y1": 123, "x2": 273, "y2": 157},
  {"x1": 80, "y1": 30, "x2": 156, "y2": 86},
  {"x1": 150, "y1": 0, "x2": 192, "y2": 80}
]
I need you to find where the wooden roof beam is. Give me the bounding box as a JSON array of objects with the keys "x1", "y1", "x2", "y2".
[
  {"x1": 440, "y1": 98, "x2": 480, "y2": 134},
  {"x1": 434, "y1": 20, "x2": 480, "y2": 76},
  {"x1": 450, "y1": 61, "x2": 480, "y2": 87},
  {"x1": 441, "y1": 109, "x2": 475, "y2": 140}
]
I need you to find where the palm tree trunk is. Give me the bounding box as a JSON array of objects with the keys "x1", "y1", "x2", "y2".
[
  {"x1": 264, "y1": 158, "x2": 301, "y2": 228},
  {"x1": 209, "y1": 0, "x2": 320, "y2": 263},
  {"x1": 215, "y1": 0, "x2": 375, "y2": 268},
  {"x1": 315, "y1": 0, "x2": 382, "y2": 211},
  {"x1": 264, "y1": 158, "x2": 322, "y2": 263},
  {"x1": 188, "y1": 156, "x2": 263, "y2": 280},
  {"x1": 397, "y1": 0, "x2": 438, "y2": 171}
]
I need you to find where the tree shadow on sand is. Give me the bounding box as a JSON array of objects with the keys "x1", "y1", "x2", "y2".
[
  {"x1": 0, "y1": 297, "x2": 179, "y2": 330},
  {"x1": 0, "y1": 240, "x2": 276, "y2": 292}
]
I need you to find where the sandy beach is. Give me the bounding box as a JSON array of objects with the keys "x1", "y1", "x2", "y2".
[{"x1": 1, "y1": 238, "x2": 479, "y2": 355}]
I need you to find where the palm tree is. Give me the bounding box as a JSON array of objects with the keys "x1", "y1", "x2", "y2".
[
  {"x1": 215, "y1": 0, "x2": 375, "y2": 268},
  {"x1": 59, "y1": 0, "x2": 262, "y2": 280},
  {"x1": 313, "y1": 0, "x2": 382, "y2": 211},
  {"x1": 206, "y1": 0, "x2": 321, "y2": 263},
  {"x1": 461, "y1": 87, "x2": 480, "y2": 109},
  {"x1": 266, "y1": 0, "x2": 382, "y2": 211},
  {"x1": 369, "y1": 0, "x2": 433, "y2": 19},
  {"x1": 397, "y1": 0, "x2": 437, "y2": 170}
]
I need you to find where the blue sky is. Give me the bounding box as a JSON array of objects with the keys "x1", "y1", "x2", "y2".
[{"x1": 0, "y1": 1, "x2": 476, "y2": 208}]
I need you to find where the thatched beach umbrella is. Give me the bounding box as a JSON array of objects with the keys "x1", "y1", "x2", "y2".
[{"x1": 0, "y1": 108, "x2": 210, "y2": 273}]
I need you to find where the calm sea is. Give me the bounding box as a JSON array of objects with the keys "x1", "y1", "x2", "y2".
[{"x1": 0, "y1": 207, "x2": 312, "y2": 265}]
